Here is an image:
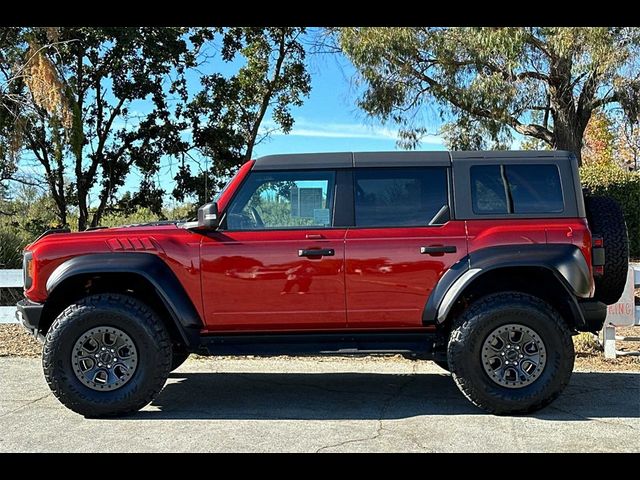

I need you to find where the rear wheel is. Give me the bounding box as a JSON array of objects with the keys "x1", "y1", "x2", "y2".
[
  {"x1": 43, "y1": 293, "x2": 172, "y2": 417},
  {"x1": 585, "y1": 195, "x2": 629, "y2": 305},
  {"x1": 448, "y1": 292, "x2": 574, "y2": 415}
]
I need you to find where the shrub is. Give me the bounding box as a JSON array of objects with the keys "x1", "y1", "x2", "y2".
[
  {"x1": 0, "y1": 227, "x2": 29, "y2": 269},
  {"x1": 99, "y1": 208, "x2": 161, "y2": 228},
  {"x1": 580, "y1": 162, "x2": 640, "y2": 259}
]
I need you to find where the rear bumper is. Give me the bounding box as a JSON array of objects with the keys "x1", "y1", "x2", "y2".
[
  {"x1": 577, "y1": 299, "x2": 607, "y2": 333},
  {"x1": 16, "y1": 299, "x2": 44, "y2": 338}
]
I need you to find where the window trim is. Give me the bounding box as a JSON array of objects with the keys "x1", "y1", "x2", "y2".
[
  {"x1": 452, "y1": 158, "x2": 578, "y2": 220},
  {"x1": 351, "y1": 166, "x2": 452, "y2": 229},
  {"x1": 219, "y1": 168, "x2": 341, "y2": 232}
]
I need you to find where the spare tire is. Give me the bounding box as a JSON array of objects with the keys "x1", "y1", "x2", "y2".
[{"x1": 584, "y1": 195, "x2": 629, "y2": 305}]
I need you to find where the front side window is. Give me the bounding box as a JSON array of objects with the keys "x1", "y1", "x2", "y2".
[
  {"x1": 354, "y1": 167, "x2": 449, "y2": 227},
  {"x1": 471, "y1": 164, "x2": 564, "y2": 215},
  {"x1": 226, "y1": 170, "x2": 335, "y2": 230}
]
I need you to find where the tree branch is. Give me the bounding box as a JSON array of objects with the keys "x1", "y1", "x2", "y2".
[
  {"x1": 577, "y1": 69, "x2": 600, "y2": 129},
  {"x1": 590, "y1": 91, "x2": 620, "y2": 111},
  {"x1": 405, "y1": 59, "x2": 554, "y2": 145},
  {"x1": 243, "y1": 28, "x2": 288, "y2": 161}
]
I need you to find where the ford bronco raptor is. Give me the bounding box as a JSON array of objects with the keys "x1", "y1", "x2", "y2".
[{"x1": 17, "y1": 151, "x2": 629, "y2": 417}]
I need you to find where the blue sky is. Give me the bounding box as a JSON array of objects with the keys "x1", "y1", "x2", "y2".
[
  {"x1": 139, "y1": 42, "x2": 447, "y2": 202},
  {"x1": 252, "y1": 53, "x2": 445, "y2": 156}
]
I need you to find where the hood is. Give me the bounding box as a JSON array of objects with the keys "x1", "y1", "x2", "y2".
[{"x1": 26, "y1": 221, "x2": 184, "y2": 250}]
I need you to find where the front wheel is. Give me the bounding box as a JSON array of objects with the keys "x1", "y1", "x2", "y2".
[
  {"x1": 448, "y1": 292, "x2": 574, "y2": 415},
  {"x1": 43, "y1": 293, "x2": 172, "y2": 417}
]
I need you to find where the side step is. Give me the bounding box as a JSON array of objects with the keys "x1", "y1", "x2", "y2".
[{"x1": 198, "y1": 331, "x2": 444, "y2": 359}]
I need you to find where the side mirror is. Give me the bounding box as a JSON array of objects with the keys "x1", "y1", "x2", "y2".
[{"x1": 197, "y1": 202, "x2": 220, "y2": 230}]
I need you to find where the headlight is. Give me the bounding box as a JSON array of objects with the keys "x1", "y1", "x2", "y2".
[{"x1": 23, "y1": 251, "x2": 33, "y2": 290}]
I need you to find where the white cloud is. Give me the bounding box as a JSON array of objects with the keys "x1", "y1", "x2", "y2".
[{"x1": 263, "y1": 119, "x2": 444, "y2": 145}]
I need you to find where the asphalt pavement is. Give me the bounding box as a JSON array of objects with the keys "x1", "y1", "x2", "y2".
[{"x1": 0, "y1": 356, "x2": 638, "y2": 452}]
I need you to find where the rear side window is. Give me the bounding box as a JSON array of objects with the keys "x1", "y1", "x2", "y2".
[
  {"x1": 354, "y1": 167, "x2": 449, "y2": 227},
  {"x1": 471, "y1": 164, "x2": 564, "y2": 215}
]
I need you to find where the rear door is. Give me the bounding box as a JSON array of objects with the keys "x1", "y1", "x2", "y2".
[{"x1": 344, "y1": 165, "x2": 467, "y2": 328}]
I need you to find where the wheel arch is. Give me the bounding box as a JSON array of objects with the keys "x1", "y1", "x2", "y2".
[
  {"x1": 424, "y1": 244, "x2": 593, "y2": 331},
  {"x1": 41, "y1": 253, "x2": 203, "y2": 349}
]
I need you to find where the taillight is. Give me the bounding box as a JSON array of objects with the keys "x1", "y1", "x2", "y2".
[{"x1": 23, "y1": 251, "x2": 33, "y2": 290}]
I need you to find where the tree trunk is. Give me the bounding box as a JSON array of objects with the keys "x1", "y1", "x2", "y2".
[
  {"x1": 553, "y1": 123, "x2": 584, "y2": 164},
  {"x1": 548, "y1": 56, "x2": 585, "y2": 165},
  {"x1": 77, "y1": 176, "x2": 89, "y2": 231}
]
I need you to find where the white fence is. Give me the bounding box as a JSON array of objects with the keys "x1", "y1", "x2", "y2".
[
  {"x1": 0, "y1": 269, "x2": 22, "y2": 324},
  {"x1": 1, "y1": 266, "x2": 639, "y2": 336}
]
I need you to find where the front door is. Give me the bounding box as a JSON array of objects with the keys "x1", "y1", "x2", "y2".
[
  {"x1": 200, "y1": 169, "x2": 347, "y2": 331},
  {"x1": 345, "y1": 166, "x2": 467, "y2": 328}
]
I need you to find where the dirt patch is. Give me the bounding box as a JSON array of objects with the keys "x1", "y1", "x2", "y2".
[
  {"x1": 0, "y1": 324, "x2": 41, "y2": 357},
  {"x1": 2, "y1": 323, "x2": 639, "y2": 372}
]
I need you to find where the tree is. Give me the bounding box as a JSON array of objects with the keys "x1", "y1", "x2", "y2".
[
  {"x1": 615, "y1": 119, "x2": 640, "y2": 171},
  {"x1": 173, "y1": 27, "x2": 310, "y2": 205},
  {"x1": 0, "y1": 27, "x2": 206, "y2": 230},
  {"x1": 581, "y1": 109, "x2": 640, "y2": 170},
  {"x1": 339, "y1": 28, "x2": 640, "y2": 160},
  {"x1": 582, "y1": 111, "x2": 615, "y2": 165}
]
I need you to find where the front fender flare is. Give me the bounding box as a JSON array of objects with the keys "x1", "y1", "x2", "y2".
[{"x1": 46, "y1": 253, "x2": 203, "y2": 347}]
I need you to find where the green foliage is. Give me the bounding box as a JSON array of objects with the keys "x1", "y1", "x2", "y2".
[
  {"x1": 580, "y1": 162, "x2": 640, "y2": 258},
  {"x1": 339, "y1": 27, "x2": 640, "y2": 158},
  {"x1": 0, "y1": 187, "x2": 57, "y2": 268},
  {"x1": 0, "y1": 226, "x2": 28, "y2": 268},
  {"x1": 174, "y1": 27, "x2": 311, "y2": 205},
  {"x1": 99, "y1": 208, "x2": 161, "y2": 228},
  {"x1": 1, "y1": 27, "x2": 206, "y2": 230}
]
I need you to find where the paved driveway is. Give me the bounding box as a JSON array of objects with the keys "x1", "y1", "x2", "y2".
[{"x1": 0, "y1": 356, "x2": 638, "y2": 452}]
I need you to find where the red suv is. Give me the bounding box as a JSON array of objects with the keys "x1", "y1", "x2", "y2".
[{"x1": 16, "y1": 151, "x2": 629, "y2": 417}]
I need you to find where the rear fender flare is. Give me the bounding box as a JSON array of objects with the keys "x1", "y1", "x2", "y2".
[{"x1": 423, "y1": 244, "x2": 592, "y2": 324}]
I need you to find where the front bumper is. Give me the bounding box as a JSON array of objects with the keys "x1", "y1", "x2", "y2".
[{"x1": 16, "y1": 299, "x2": 44, "y2": 338}]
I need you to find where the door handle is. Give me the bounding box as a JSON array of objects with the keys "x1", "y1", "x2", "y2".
[
  {"x1": 298, "y1": 248, "x2": 335, "y2": 258},
  {"x1": 420, "y1": 245, "x2": 457, "y2": 255}
]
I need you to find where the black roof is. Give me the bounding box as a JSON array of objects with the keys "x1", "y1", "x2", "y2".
[{"x1": 252, "y1": 151, "x2": 574, "y2": 170}]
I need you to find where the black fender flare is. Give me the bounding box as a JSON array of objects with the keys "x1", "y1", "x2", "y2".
[
  {"x1": 423, "y1": 244, "x2": 592, "y2": 325},
  {"x1": 46, "y1": 253, "x2": 203, "y2": 347}
]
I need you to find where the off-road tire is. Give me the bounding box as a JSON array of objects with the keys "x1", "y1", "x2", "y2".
[
  {"x1": 585, "y1": 195, "x2": 629, "y2": 305},
  {"x1": 43, "y1": 293, "x2": 172, "y2": 417},
  {"x1": 448, "y1": 292, "x2": 574, "y2": 415}
]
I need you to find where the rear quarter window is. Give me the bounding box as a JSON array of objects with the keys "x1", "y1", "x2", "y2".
[{"x1": 471, "y1": 164, "x2": 564, "y2": 215}]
